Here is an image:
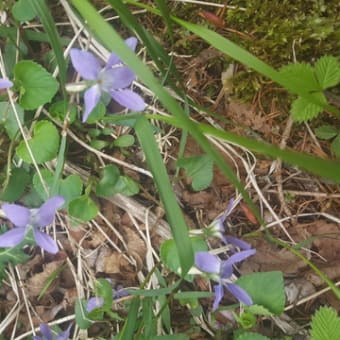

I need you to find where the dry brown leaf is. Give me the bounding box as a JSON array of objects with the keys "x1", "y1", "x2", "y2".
[
  {"x1": 307, "y1": 221, "x2": 340, "y2": 261},
  {"x1": 103, "y1": 252, "x2": 130, "y2": 274},
  {"x1": 124, "y1": 227, "x2": 146, "y2": 267},
  {"x1": 240, "y1": 240, "x2": 306, "y2": 274},
  {"x1": 25, "y1": 260, "x2": 64, "y2": 297}
]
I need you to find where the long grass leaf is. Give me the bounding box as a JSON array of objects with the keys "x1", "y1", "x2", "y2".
[
  {"x1": 31, "y1": 0, "x2": 67, "y2": 92},
  {"x1": 70, "y1": 0, "x2": 260, "y2": 241},
  {"x1": 135, "y1": 117, "x2": 193, "y2": 273},
  {"x1": 124, "y1": 0, "x2": 340, "y2": 116},
  {"x1": 146, "y1": 114, "x2": 340, "y2": 183}
]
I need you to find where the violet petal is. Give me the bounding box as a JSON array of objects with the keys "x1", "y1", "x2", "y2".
[
  {"x1": 2, "y1": 204, "x2": 31, "y2": 227},
  {"x1": 100, "y1": 67, "x2": 135, "y2": 91},
  {"x1": 226, "y1": 282, "x2": 253, "y2": 306},
  {"x1": 39, "y1": 323, "x2": 53, "y2": 340},
  {"x1": 86, "y1": 297, "x2": 104, "y2": 312},
  {"x1": 113, "y1": 288, "x2": 129, "y2": 299},
  {"x1": 212, "y1": 284, "x2": 224, "y2": 311},
  {"x1": 223, "y1": 249, "x2": 256, "y2": 267},
  {"x1": 0, "y1": 227, "x2": 26, "y2": 248},
  {"x1": 220, "y1": 261, "x2": 233, "y2": 279},
  {"x1": 195, "y1": 252, "x2": 221, "y2": 274},
  {"x1": 125, "y1": 37, "x2": 138, "y2": 52},
  {"x1": 33, "y1": 229, "x2": 58, "y2": 254},
  {"x1": 33, "y1": 337, "x2": 43, "y2": 340},
  {"x1": 56, "y1": 324, "x2": 72, "y2": 340},
  {"x1": 35, "y1": 196, "x2": 65, "y2": 227},
  {"x1": 224, "y1": 236, "x2": 251, "y2": 250},
  {"x1": 70, "y1": 49, "x2": 101, "y2": 80},
  {"x1": 83, "y1": 85, "x2": 101, "y2": 122},
  {"x1": 110, "y1": 89, "x2": 146, "y2": 111},
  {"x1": 0, "y1": 78, "x2": 13, "y2": 89},
  {"x1": 106, "y1": 37, "x2": 138, "y2": 68}
]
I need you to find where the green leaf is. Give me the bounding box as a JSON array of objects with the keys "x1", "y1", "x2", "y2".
[
  {"x1": 30, "y1": 0, "x2": 67, "y2": 90},
  {"x1": 69, "y1": 195, "x2": 98, "y2": 221},
  {"x1": 14, "y1": 60, "x2": 58, "y2": 109},
  {"x1": 291, "y1": 93, "x2": 326, "y2": 122},
  {"x1": 49, "y1": 100, "x2": 77, "y2": 124},
  {"x1": 235, "y1": 311, "x2": 257, "y2": 329},
  {"x1": 0, "y1": 101, "x2": 24, "y2": 139},
  {"x1": 234, "y1": 332, "x2": 270, "y2": 340},
  {"x1": 96, "y1": 165, "x2": 120, "y2": 197},
  {"x1": 177, "y1": 154, "x2": 214, "y2": 191},
  {"x1": 315, "y1": 56, "x2": 340, "y2": 89},
  {"x1": 32, "y1": 169, "x2": 53, "y2": 200},
  {"x1": 96, "y1": 278, "x2": 113, "y2": 310},
  {"x1": 310, "y1": 307, "x2": 340, "y2": 340},
  {"x1": 16, "y1": 120, "x2": 60, "y2": 164},
  {"x1": 331, "y1": 134, "x2": 340, "y2": 158},
  {"x1": 0, "y1": 226, "x2": 30, "y2": 281},
  {"x1": 245, "y1": 304, "x2": 272, "y2": 316},
  {"x1": 75, "y1": 299, "x2": 92, "y2": 329},
  {"x1": 59, "y1": 175, "x2": 83, "y2": 204},
  {"x1": 315, "y1": 125, "x2": 338, "y2": 140},
  {"x1": 160, "y1": 237, "x2": 208, "y2": 281},
  {"x1": 113, "y1": 176, "x2": 139, "y2": 196},
  {"x1": 236, "y1": 271, "x2": 285, "y2": 315},
  {"x1": 279, "y1": 63, "x2": 321, "y2": 92},
  {"x1": 12, "y1": 0, "x2": 36, "y2": 21},
  {"x1": 150, "y1": 335, "x2": 189, "y2": 340},
  {"x1": 113, "y1": 134, "x2": 135, "y2": 147},
  {"x1": 0, "y1": 167, "x2": 31, "y2": 202},
  {"x1": 85, "y1": 101, "x2": 106, "y2": 123}
]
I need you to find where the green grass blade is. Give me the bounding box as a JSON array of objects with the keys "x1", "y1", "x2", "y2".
[
  {"x1": 119, "y1": 297, "x2": 140, "y2": 340},
  {"x1": 147, "y1": 114, "x2": 340, "y2": 183},
  {"x1": 135, "y1": 117, "x2": 193, "y2": 274},
  {"x1": 30, "y1": 0, "x2": 67, "y2": 92},
  {"x1": 154, "y1": 0, "x2": 174, "y2": 38},
  {"x1": 124, "y1": 1, "x2": 340, "y2": 116},
  {"x1": 173, "y1": 18, "x2": 340, "y2": 116},
  {"x1": 51, "y1": 130, "x2": 67, "y2": 196},
  {"x1": 71, "y1": 0, "x2": 260, "y2": 220},
  {"x1": 109, "y1": 1, "x2": 171, "y2": 77}
]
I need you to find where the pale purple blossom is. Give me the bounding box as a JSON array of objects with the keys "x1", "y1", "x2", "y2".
[
  {"x1": 195, "y1": 249, "x2": 256, "y2": 311},
  {"x1": 86, "y1": 286, "x2": 128, "y2": 313},
  {"x1": 86, "y1": 296, "x2": 104, "y2": 313},
  {"x1": 0, "y1": 196, "x2": 65, "y2": 254},
  {"x1": 209, "y1": 199, "x2": 251, "y2": 250},
  {"x1": 33, "y1": 323, "x2": 71, "y2": 340},
  {"x1": 0, "y1": 78, "x2": 13, "y2": 89},
  {"x1": 70, "y1": 37, "x2": 145, "y2": 122}
]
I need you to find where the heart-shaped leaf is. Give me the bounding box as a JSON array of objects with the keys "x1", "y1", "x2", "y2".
[
  {"x1": 14, "y1": 60, "x2": 58, "y2": 109},
  {"x1": 16, "y1": 120, "x2": 60, "y2": 164}
]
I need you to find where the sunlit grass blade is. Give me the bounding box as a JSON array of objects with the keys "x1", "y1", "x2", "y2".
[
  {"x1": 119, "y1": 297, "x2": 140, "y2": 340},
  {"x1": 154, "y1": 0, "x2": 174, "y2": 38},
  {"x1": 135, "y1": 117, "x2": 194, "y2": 273},
  {"x1": 31, "y1": 0, "x2": 67, "y2": 92},
  {"x1": 124, "y1": 1, "x2": 340, "y2": 116},
  {"x1": 147, "y1": 114, "x2": 340, "y2": 183},
  {"x1": 109, "y1": 1, "x2": 182, "y2": 92},
  {"x1": 71, "y1": 0, "x2": 260, "y2": 222},
  {"x1": 173, "y1": 18, "x2": 340, "y2": 117}
]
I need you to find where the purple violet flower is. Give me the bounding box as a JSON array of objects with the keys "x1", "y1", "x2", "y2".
[
  {"x1": 70, "y1": 37, "x2": 146, "y2": 122},
  {"x1": 0, "y1": 78, "x2": 13, "y2": 89},
  {"x1": 86, "y1": 286, "x2": 128, "y2": 313},
  {"x1": 0, "y1": 196, "x2": 65, "y2": 254},
  {"x1": 195, "y1": 249, "x2": 256, "y2": 311},
  {"x1": 209, "y1": 199, "x2": 251, "y2": 250},
  {"x1": 86, "y1": 296, "x2": 105, "y2": 313},
  {"x1": 33, "y1": 323, "x2": 71, "y2": 340}
]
